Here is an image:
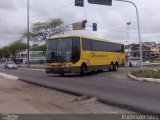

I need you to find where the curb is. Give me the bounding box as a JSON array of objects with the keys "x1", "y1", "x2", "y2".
[
  {"x1": 20, "y1": 78, "x2": 158, "y2": 114},
  {"x1": 0, "y1": 73, "x2": 19, "y2": 80},
  {"x1": 18, "y1": 68, "x2": 45, "y2": 71},
  {"x1": 128, "y1": 73, "x2": 160, "y2": 83},
  {"x1": 0, "y1": 72, "x2": 158, "y2": 114}
]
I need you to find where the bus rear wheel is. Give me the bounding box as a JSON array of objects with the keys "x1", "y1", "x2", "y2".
[
  {"x1": 80, "y1": 64, "x2": 87, "y2": 76},
  {"x1": 60, "y1": 73, "x2": 64, "y2": 76},
  {"x1": 108, "y1": 63, "x2": 114, "y2": 71},
  {"x1": 113, "y1": 63, "x2": 118, "y2": 71}
]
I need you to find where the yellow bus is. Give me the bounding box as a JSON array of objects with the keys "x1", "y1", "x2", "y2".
[{"x1": 45, "y1": 35, "x2": 125, "y2": 76}]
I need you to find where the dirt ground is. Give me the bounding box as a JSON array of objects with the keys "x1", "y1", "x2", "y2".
[{"x1": 0, "y1": 76, "x2": 133, "y2": 114}]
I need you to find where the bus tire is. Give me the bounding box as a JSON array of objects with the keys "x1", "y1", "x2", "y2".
[
  {"x1": 60, "y1": 73, "x2": 64, "y2": 76},
  {"x1": 80, "y1": 64, "x2": 87, "y2": 76},
  {"x1": 97, "y1": 70, "x2": 103, "y2": 72},
  {"x1": 114, "y1": 62, "x2": 118, "y2": 71},
  {"x1": 108, "y1": 63, "x2": 114, "y2": 71}
]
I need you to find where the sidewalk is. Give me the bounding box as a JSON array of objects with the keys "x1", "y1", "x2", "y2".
[{"x1": 0, "y1": 77, "x2": 132, "y2": 114}]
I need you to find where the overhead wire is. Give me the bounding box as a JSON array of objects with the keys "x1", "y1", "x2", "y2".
[
  {"x1": 0, "y1": 2, "x2": 74, "y2": 36},
  {"x1": 99, "y1": 27, "x2": 160, "y2": 34},
  {"x1": 30, "y1": 1, "x2": 74, "y2": 19},
  {"x1": 2, "y1": 0, "x2": 160, "y2": 42}
]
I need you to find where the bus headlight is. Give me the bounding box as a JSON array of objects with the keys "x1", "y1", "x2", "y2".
[
  {"x1": 66, "y1": 65, "x2": 71, "y2": 67},
  {"x1": 61, "y1": 65, "x2": 71, "y2": 72},
  {"x1": 62, "y1": 65, "x2": 71, "y2": 68}
]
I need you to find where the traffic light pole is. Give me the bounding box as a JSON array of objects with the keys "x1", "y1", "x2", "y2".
[
  {"x1": 115, "y1": 0, "x2": 143, "y2": 70},
  {"x1": 27, "y1": 0, "x2": 30, "y2": 67},
  {"x1": 62, "y1": 20, "x2": 87, "y2": 34}
]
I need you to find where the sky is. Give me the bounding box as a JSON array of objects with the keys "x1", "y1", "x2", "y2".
[{"x1": 0, "y1": 0, "x2": 160, "y2": 47}]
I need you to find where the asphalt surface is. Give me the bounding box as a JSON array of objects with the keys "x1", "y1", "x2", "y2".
[{"x1": 1, "y1": 66, "x2": 160, "y2": 114}]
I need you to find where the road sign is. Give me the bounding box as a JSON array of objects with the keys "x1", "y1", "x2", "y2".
[
  {"x1": 81, "y1": 20, "x2": 87, "y2": 29},
  {"x1": 88, "y1": 0, "x2": 112, "y2": 6},
  {"x1": 72, "y1": 22, "x2": 84, "y2": 30},
  {"x1": 75, "y1": 0, "x2": 84, "y2": 7},
  {"x1": 93, "y1": 23, "x2": 97, "y2": 31},
  {"x1": 29, "y1": 51, "x2": 46, "y2": 61}
]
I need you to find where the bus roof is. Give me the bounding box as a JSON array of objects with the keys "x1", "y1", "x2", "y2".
[{"x1": 49, "y1": 35, "x2": 124, "y2": 45}]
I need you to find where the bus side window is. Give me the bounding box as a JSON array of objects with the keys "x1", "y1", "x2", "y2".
[
  {"x1": 82, "y1": 38, "x2": 92, "y2": 50},
  {"x1": 72, "y1": 38, "x2": 80, "y2": 63}
]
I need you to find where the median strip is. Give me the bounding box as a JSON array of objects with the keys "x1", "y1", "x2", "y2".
[
  {"x1": 128, "y1": 73, "x2": 160, "y2": 83},
  {"x1": 0, "y1": 73, "x2": 19, "y2": 80}
]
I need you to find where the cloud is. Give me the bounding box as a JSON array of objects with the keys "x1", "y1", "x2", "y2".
[
  {"x1": 0, "y1": 0, "x2": 160, "y2": 46},
  {"x1": 0, "y1": 0, "x2": 16, "y2": 10},
  {"x1": 140, "y1": 6, "x2": 160, "y2": 33}
]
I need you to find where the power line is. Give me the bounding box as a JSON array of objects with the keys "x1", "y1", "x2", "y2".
[
  {"x1": 30, "y1": 2, "x2": 74, "y2": 19},
  {"x1": 99, "y1": 27, "x2": 160, "y2": 34},
  {"x1": 140, "y1": 31, "x2": 160, "y2": 34},
  {"x1": 100, "y1": 27, "x2": 127, "y2": 33},
  {"x1": 0, "y1": 2, "x2": 75, "y2": 36}
]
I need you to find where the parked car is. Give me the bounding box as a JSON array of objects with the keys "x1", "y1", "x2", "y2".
[{"x1": 3, "y1": 61, "x2": 17, "y2": 69}]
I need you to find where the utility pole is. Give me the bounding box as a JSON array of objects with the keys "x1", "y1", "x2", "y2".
[
  {"x1": 126, "y1": 22, "x2": 131, "y2": 63},
  {"x1": 126, "y1": 22, "x2": 131, "y2": 45},
  {"x1": 27, "y1": 0, "x2": 30, "y2": 67},
  {"x1": 115, "y1": 0, "x2": 143, "y2": 70}
]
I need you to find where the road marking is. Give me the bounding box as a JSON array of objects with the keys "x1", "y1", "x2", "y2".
[
  {"x1": 79, "y1": 97, "x2": 97, "y2": 104},
  {"x1": 0, "y1": 73, "x2": 19, "y2": 80},
  {"x1": 18, "y1": 68, "x2": 45, "y2": 72},
  {"x1": 128, "y1": 73, "x2": 160, "y2": 83}
]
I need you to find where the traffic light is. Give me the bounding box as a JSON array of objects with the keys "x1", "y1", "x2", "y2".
[
  {"x1": 81, "y1": 20, "x2": 87, "y2": 29},
  {"x1": 127, "y1": 22, "x2": 131, "y2": 25},
  {"x1": 88, "y1": 0, "x2": 112, "y2": 6},
  {"x1": 93, "y1": 23, "x2": 97, "y2": 31},
  {"x1": 75, "y1": 0, "x2": 84, "y2": 7},
  {"x1": 43, "y1": 51, "x2": 46, "y2": 55}
]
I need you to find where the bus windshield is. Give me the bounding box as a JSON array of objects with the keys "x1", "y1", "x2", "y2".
[{"x1": 46, "y1": 38, "x2": 72, "y2": 63}]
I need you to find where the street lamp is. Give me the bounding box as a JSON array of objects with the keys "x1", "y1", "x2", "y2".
[
  {"x1": 27, "y1": 0, "x2": 30, "y2": 67},
  {"x1": 126, "y1": 22, "x2": 131, "y2": 45},
  {"x1": 126, "y1": 22, "x2": 131, "y2": 60},
  {"x1": 124, "y1": 40, "x2": 128, "y2": 61},
  {"x1": 115, "y1": 0, "x2": 143, "y2": 69}
]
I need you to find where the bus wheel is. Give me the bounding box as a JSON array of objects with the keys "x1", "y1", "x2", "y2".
[
  {"x1": 108, "y1": 63, "x2": 114, "y2": 71},
  {"x1": 60, "y1": 73, "x2": 64, "y2": 76},
  {"x1": 114, "y1": 63, "x2": 118, "y2": 71},
  {"x1": 97, "y1": 70, "x2": 103, "y2": 72},
  {"x1": 80, "y1": 64, "x2": 87, "y2": 76}
]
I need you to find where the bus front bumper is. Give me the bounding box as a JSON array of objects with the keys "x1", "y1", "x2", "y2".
[{"x1": 45, "y1": 67, "x2": 72, "y2": 74}]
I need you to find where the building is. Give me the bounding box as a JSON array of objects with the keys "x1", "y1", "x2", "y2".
[
  {"x1": 16, "y1": 50, "x2": 28, "y2": 64},
  {"x1": 142, "y1": 42, "x2": 156, "y2": 48},
  {"x1": 16, "y1": 50, "x2": 46, "y2": 64},
  {"x1": 125, "y1": 43, "x2": 157, "y2": 62},
  {"x1": 151, "y1": 44, "x2": 160, "y2": 58}
]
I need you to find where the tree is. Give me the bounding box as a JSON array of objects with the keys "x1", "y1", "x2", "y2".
[
  {"x1": 31, "y1": 44, "x2": 47, "y2": 51},
  {"x1": 32, "y1": 44, "x2": 39, "y2": 48},
  {"x1": 23, "y1": 18, "x2": 69, "y2": 42},
  {"x1": 0, "y1": 48, "x2": 2, "y2": 59},
  {"x1": 9, "y1": 41, "x2": 27, "y2": 62},
  {"x1": 1, "y1": 46, "x2": 10, "y2": 60}
]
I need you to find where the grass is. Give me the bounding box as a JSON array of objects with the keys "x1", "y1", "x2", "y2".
[{"x1": 131, "y1": 70, "x2": 160, "y2": 79}]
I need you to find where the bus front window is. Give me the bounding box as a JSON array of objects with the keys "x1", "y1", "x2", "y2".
[
  {"x1": 57, "y1": 38, "x2": 72, "y2": 62},
  {"x1": 46, "y1": 38, "x2": 72, "y2": 63},
  {"x1": 46, "y1": 39, "x2": 58, "y2": 63}
]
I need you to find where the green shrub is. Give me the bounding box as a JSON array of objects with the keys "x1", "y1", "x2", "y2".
[{"x1": 131, "y1": 70, "x2": 160, "y2": 79}]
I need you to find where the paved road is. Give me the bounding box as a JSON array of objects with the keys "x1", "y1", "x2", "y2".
[{"x1": 1, "y1": 67, "x2": 160, "y2": 114}]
